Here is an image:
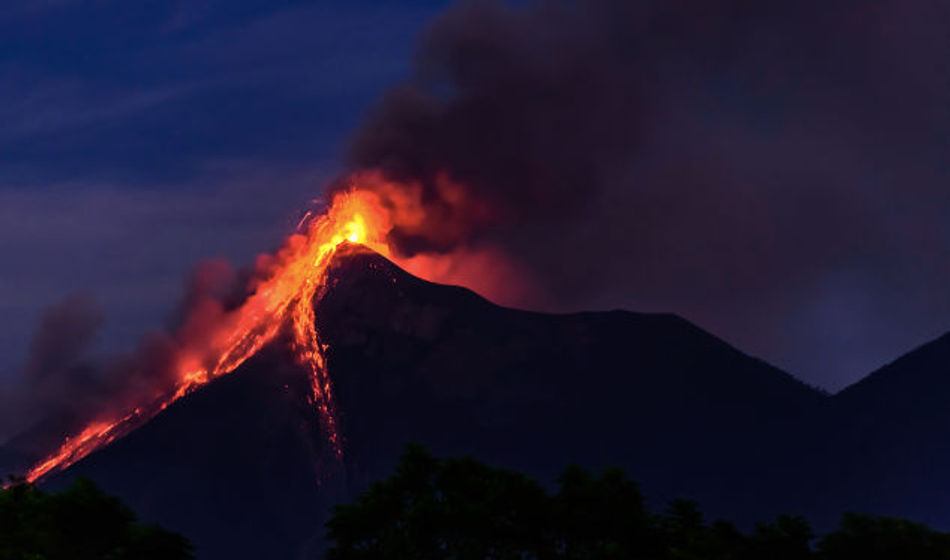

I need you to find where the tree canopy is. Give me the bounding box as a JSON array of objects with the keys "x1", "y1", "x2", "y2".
[
  {"x1": 327, "y1": 444, "x2": 950, "y2": 560},
  {"x1": 0, "y1": 477, "x2": 193, "y2": 560}
]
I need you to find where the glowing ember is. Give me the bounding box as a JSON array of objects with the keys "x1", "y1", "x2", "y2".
[{"x1": 25, "y1": 189, "x2": 393, "y2": 483}]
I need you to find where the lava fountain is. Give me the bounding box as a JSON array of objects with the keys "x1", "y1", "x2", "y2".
[{"x1": 25, "y1": 188, "x2": 393, "y2": 483}]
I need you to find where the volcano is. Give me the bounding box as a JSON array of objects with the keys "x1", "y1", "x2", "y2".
[{"x1": 10, "y1": 249, "x2": 830, "y2": 559}]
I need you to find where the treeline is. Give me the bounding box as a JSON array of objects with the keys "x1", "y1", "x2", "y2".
[
  {"x1": 0, "y1": 477, "x2": 193, "y2": 560},
  {"x1": 5, "y1": 448, "x2": 950, "y2": 559},
  {"x1": 326, "y1": 444, "x2": 950, "y2": 560}
]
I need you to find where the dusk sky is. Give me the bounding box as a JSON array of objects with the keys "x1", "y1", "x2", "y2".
[
  {"x1": 0, "y1": 0, "x2": 448, "y2": 391},
  {"x1": 3, "y1": 0, "x2": 950, "y2": 395}
]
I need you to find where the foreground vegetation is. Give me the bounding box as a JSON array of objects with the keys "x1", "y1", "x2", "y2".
[
  {"x1": 0, "y1": 477, "x2": 192, "y2": 560},
  {"x1": 4, "y1": 448, "x2": 950, "y2": 559},
  {"x1": 327, "y1": 444, "x2": 950, "y2": 560}
]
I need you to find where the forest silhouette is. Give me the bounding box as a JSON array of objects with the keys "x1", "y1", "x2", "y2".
[
  {"x1": 0, "y1": 477, "x2": 192, "y2": 560},
  {"x1": 327, "y1": 444, "x2": 950, "y2": 560},
  {"x1": 5, "y1": 445, "x2": 950, "y2": 559}
]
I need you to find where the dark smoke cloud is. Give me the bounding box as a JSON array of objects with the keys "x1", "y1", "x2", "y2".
[
  {"x1": 1, "y1": 262, "x2": 241, "y2": 448},
  {"x1": 24, "y1": 293, "x2": 103, "y2": 394},
  {"x1": 0, "y1": 293, "x2": 105, "y2": 452},
  {"x1": 344, "y1": 0, "x2": 950, "y2": 389},
  {"x1": 347, "y1": 0, "x2": 646, "y2": 254}
]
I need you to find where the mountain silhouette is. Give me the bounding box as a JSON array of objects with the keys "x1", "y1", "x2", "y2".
[
  {"x1": 316, "y1": 249, "x2": 825, "y2": 518},
  {"x1": 14, "y1": 249, "x2": 825, "y2": 558},
  {"x1": 786, "y1": 332, "x2": 950, "y2": 529},
  {"x1": 21, "y1": 249, "x2": 950, "y2": 558}
]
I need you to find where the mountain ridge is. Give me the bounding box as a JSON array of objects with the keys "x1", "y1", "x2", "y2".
[{"x1": 6, "y1": 249, "x2": 950, "y2": 557}]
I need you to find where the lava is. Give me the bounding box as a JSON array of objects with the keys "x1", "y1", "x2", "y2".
[{"x1": 25, "y1": 188, "x2": 393, "y2": 483}]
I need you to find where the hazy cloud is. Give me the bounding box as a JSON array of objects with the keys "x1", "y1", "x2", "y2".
[{"x1": 345, "y1": 0, "x2": 950, "y2": 390}]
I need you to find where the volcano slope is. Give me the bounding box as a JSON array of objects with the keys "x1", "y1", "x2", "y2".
[
  {"x1": 44, "y1": 249, "x2": 826, "y2": 558},
  {"x1": 787, "y1": 331, "x2": 950, "y2": 530}
]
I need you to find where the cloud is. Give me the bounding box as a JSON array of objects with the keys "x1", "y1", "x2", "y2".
[
  {"x1": 23, "y1": 293, "x2": 103, "y2": 406},
  {"x1": 0, "y1": 77, "x2": 199, "y2": 144},
  {"x1": 342, "y1": 0, "x2": 950, "y2": 390}
]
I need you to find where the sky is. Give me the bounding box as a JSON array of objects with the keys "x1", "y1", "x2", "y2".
[
  {"x1": 0, "y1": 0, "x2": 448, "y2": 388},
  {"x1": 2, "y1": 0, "x2": 950, "y2": 395}
]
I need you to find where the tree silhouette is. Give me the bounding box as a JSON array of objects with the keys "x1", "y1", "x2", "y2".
[
  {"x1": 553, "y1": 465, "x2": 655, "y2": 558},
  {"x1": 327, "y1": 444, "x2": 950, "y2": 560},
  {"x1": 0, "y1": 477, "x2": 193, "y2": 560},
  {"x1": 326, "y1": 444, "x2": 552, "y2": 559},
  {"x1": 818, "y1": 513, "x2": 950, "y2": 560},
  {"x1": 748, "y1": 514, "x2": 813, "y2": 560}
]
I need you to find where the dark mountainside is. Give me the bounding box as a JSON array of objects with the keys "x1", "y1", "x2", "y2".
[
  {"x1": 1, "y1": 413, "x2": 80, "y2": 475},
  {"x1": 14, "y1": 249, "x2": 950, "y2": 558},
  {"x1": 39, "y1": 345, "x2": 342, "y2": 560},
  {"x1": 788, "y1": 333, "x2": 950, "y2": 529},
  {"x1": 318, "y1": 251, "x2": 825, "y2": 517},
  {"x1": 7, "y1": 249, "x2": 826, "y2": 559}
]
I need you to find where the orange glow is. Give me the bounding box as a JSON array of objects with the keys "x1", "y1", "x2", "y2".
[
  {"x1": 25, "y1": 189, "x2": 393, "y2": 483},
  {"x1": 399, "y1": 245, "x2": 536, "y2": 309}
]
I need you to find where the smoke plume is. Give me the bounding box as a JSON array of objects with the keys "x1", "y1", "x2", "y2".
[
  {"x1": 342, "y1": 0, "x2": 950, "y2": 388},
  {"x1": 1, "y1": 262, "x2": 240, "y2": 447},
  {"x1": 18, "y1": 294, "x2": 103, "y2": 423}
]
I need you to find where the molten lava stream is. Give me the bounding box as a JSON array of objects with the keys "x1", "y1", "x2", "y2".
[{"x1": 25, "y1": 190, "x2": 392, "y2": 483}]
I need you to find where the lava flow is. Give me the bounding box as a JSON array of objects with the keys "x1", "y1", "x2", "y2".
[{"x1": 25, "y1": 189, "x2": 393, "y2": 483}]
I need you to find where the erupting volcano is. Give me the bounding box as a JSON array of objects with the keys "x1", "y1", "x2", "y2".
[{"x1": 25, "y1": 186, "x2": 398, "y2": 483}]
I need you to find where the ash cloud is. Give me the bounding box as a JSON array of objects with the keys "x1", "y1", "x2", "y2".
[
  {"x1": 0, "y1": 293, "x2": 109, "y2": 453},
  {"x1": 24, "y1": 293, "x2": 102, "y2": 394},
  {"x1": 346, "y1": 0, "x2": 646, "y2": 255},
  {"x1": 344, "y1": 0, "x2": 950, "y2": 389},
  {"x1": 1, "y1": 262, "x2": 241, "y2": 449}
]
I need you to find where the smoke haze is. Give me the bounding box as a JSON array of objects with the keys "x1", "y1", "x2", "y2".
[{"x1": 344, "y1": 0, "x2": 950, "y2": 389}]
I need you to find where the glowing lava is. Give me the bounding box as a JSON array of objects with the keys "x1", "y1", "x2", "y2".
[{"x1": 25, "y1": 189, "x2": 392, "y2": 483}]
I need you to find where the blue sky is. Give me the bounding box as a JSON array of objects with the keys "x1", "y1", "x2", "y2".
[
  {"x1": 4, "y1": 0, "x2": 950, "y2": 398},
  {"x1": 0, "y1": 0, "x2": 448, "y2": 387}
]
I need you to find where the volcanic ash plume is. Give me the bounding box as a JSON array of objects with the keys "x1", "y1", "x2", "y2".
[
  {"x1": 344, "y1": 0, "x2": 950, "y2": 392},
  {"x1": 340, "y1": 0, "x2": 648, "y2": 308}
]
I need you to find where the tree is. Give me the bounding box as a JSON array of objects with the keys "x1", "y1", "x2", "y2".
[
  {"x1": 326, "y1": 444, "x2": 950, "y2": 560},
  {"x1": 326, "y1": 443, "x2": 553, "y2": 559},
  {"x1": 747, "y1": 515, "x2": 813, "y2": 560},
  {"x1": 0, "y1": 477, "x2": 193, "y2": 560},
  {"x1": 818, "y1": 512, "x2": 950, "y2": 560},
  {"x1": 553, "y1": 466, "x2": 655, "y2": 559}
]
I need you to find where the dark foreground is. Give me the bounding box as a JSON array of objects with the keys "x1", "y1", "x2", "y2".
[{"x1": 6, "y1": 445, "x2": 950, "y2": 560}]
